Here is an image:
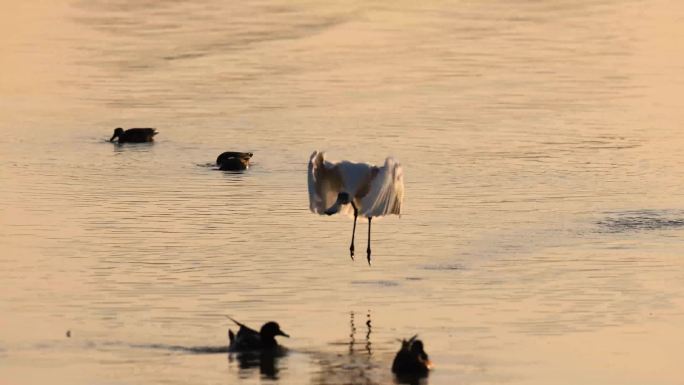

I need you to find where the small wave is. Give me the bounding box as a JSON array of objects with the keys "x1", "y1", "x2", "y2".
[
  {"x1": 133, "y1": 343, "x2": 229, "y2": 354},
  {"x1": 598, "y1": 210, "x2": 684, "y2": 233},
  {"x1": 163, "y1": 52, "x2": 207, "y2": 61},
  {"x1": 350, "y1": 280, "x2": 399, "y2": 287},
  {"x1": 422, "y1": 263, "x2": 464, "y2": 271}
]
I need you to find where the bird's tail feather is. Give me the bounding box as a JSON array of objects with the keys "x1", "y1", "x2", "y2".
[{"x1": 225, "y1": 315, "x2": 246, "y2": 328}]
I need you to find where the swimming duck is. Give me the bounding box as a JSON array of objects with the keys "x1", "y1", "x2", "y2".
[
  {"x1": 109, "y1": 127, "x2": 158, "y2": 143},
  {"x1": 227, "y1": 316, "x2": 289, "y2": 352},
  {"x1": 391, "y1": 335, "x2": 432, "y2": 377},
  {"x1": 217, "y1": 151, "x2": 252, "y2": 171}
]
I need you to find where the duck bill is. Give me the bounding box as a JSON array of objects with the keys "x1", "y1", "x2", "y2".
[
  {"x1": 424, "y1": 359, "x2": 434, "y2": 370},
  {"x1": 277, "y1": 330, "x2": 290, "y2": 338},
  {"x1": 109, "y1": 133, "x2": 118, "y2": 142}
]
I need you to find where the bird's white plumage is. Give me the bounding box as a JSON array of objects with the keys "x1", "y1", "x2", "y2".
[
  {"x1": 308, "y1": 151, "x2": 343, "y2": 214},
  {"x1": 308, "y1": 151, "x2": 404, "y2": 218},
  {"x1": 360, "y1": 157, "x2": 404, "y2": 217}
]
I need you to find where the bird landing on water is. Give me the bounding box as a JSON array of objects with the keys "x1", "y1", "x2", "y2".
[{"x1": 307, "y1": 150, "x2": 404, "y2": 265}]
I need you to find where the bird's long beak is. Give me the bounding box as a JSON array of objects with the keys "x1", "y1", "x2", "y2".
[
  {"x1": 277, "y1": 330, "x2": 290, "y2": 338},
  {"x1": 109, "y1": 133, "x2": 118, "y2": 142},
  {"x1": 325, "y1": 193, "x2": 349, "y2": 215},
  {"x1": 324, "y1": 202, "x2": 340, "y2": 215}
]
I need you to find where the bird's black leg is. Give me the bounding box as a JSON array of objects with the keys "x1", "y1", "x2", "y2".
[
  {"x1": 350, "y1": 202, "x2": 358, "y2": 260},
  {"x1": 366, "y1": 217, "x2": 372, "y2": 265}
]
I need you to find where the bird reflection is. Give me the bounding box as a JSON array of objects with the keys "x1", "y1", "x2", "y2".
[
  {"x1": 348, "y1": 310, "x2": 373, "y2": 356},
  {"x1": 365, "y1": 311, "x2": 372, "y2": 356},
  {"x1": 349, "y1": 311, "x2": 356, "y2": 354},
  {"x1": 311, "y1": 310, "x2": 378, "y2": 385},
  {"x1": 228, "y1": 349, "x2": 285, "y2": 380}
]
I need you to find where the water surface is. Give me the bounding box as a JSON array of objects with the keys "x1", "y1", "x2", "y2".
[{"x1": 1, "y1": 1, "x2": 684, "y2": 384}]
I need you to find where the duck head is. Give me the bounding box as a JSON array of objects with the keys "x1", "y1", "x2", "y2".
[
  {"x1": 260, "y1": 321, "x2": 289, "y2": 339},
  {"x1": 411, "y1": 340, "x2": 429, "y2": 361},
  {"x1": 110, "y1": 127, "x2": 125, "y2": 142},
  {"x1": 410, "y1": 339, "x2": 433, "y2": 370},
  {"x1": 258, "y1": 322, "x2": 289, "y2": 349}
]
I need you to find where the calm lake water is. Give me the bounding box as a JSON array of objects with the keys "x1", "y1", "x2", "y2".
[{"x1": 1, "y1": 1, "x2": 684, "y2": 384}]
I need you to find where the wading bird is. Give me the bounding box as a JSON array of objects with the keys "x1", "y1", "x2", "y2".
[
  {"x1": 216, "y1": 151, "x2": 253, "y2": 171},
  {"x1": 227, "y1": 316, "x2": 289, "y2": 352},
  {"x1": 109, "y1": 127, "x2": 158, "y2": 143},
  {"x1": 307, "y1": 151, "x2": 404, "y2": 265}
]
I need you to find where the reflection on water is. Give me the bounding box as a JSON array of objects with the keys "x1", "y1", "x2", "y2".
[
  {"x1": 365, "y1": 311, "x2": 372, "y2": 357},
  {"x1": 395, "y1": 371, "x2": 429, "y2": 385},
  {"x1": 229, "y1": 349, "x2": 285, "y2": 380},
  {"x1": 347, "y1": 311, "x2": 373, "y2": 357},
  {"x1": 349, "y1": 311, "x2": 356, "y2": 355},
  {"x1": 311, "y1": 311, "x2": 380, "y2": 385}
]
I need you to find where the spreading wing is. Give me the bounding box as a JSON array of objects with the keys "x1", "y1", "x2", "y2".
[
  {"x1": 360, "y1": 157, "x2": 404, "y2": 217},
  {"x1": 308, "y1": 151, "x2": 343, "y2": 215}
]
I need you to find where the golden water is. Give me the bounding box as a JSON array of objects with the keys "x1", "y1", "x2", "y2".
[{"x1": 1, "y1": 1, "x2": 684, "y2": 384}]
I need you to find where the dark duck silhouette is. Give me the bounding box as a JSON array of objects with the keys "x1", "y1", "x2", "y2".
[
  {"x1": 109, "y1": 127, "x2": 158, "y2": 143},
  {"x1": 391, "y1": 335, "x2": 432, "y2": 378},
  {"x1": 227, "y1": 316, "x2": 289, "y2": 352},
  {"x1": 216, "y1": 151, "x2": 252, "y2": 171}
]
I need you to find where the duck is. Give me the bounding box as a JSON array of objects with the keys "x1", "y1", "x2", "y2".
[
  {"x1": 227, "y1": 316, "x2": 289, "y2": 352},
  {"x1": 109, "y1": 127, "x2": 158, "y2": 143},
  {"x1": 217, "y1": 151, "x2": 253, "y2": 171},
  {"x1": 391, "y1": 335, "x2": 432, "y2": 377}
]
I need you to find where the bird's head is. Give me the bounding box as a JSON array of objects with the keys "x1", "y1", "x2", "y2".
[
  {"x1": 110, "y1": 127, "x2": 124, "y2": 142},
  {"x1": 325, "y1": 192, "x2": 351, "y2": 215},
  {"x1": 410, "y1": 340, "x2": 426, "y2": 357},
  {"x1": 324, "y1": 192, "x2": 351, "y2": 215},
  {"x1": 410, "y1": 339, "x2": 432, "y2": 368},
  {"x1": 260, "y1": 322, "x2": 289, "y2": 339},
  {"x1": 337, "y1": 192, "x2": 351, "y2": 204}
]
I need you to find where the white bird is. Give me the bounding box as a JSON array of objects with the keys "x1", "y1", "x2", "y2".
[{"x1": 308, "y1": 150, "x2": 404, "y2": 265}]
